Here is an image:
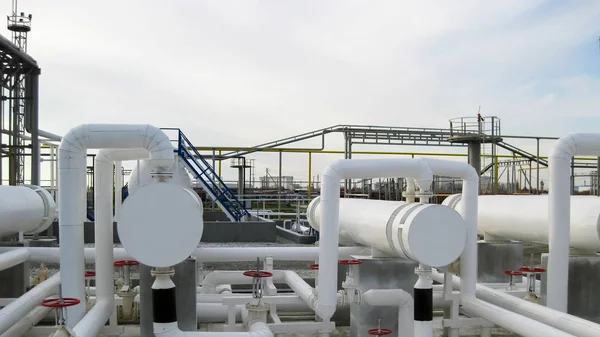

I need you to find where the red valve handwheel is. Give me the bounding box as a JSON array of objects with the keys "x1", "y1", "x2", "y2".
[
  {"x1": 518, "y1": 267, "x2": 546, "y2": 273},
  {"x1": 339, "y1": 259, "x2": 362, "y2": 265},
  {"x1": 504, "y1": 270, "x2": 523, "y2": 276},
  {"x1": 368, "y1": 328, "x2": 393, "y2": 336},
  {"x1": 41, "y1": 297, "x2": 81, "y2": 308},
  {"x1": 309, "y1": 264, "x2": 319, "y2": 270},
  {"x1": 243, "y1": 270, "x2": 273, "y2": 278},
  {"x1": 84, "y1": 271, "x2": 96, "y2": 277},
  {"x1": 114, "y1": 260, "x2": 139, "y2": 267}
]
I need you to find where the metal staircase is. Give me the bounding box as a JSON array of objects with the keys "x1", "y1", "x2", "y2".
[{"x1": 169, "y1": 128, "x2": 250, "y2": 222}]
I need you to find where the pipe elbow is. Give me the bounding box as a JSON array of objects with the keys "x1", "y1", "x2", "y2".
[
  {"x1": 551, "y1": 134, "x2": 578, "y2": 160},
  {"x1": 142, "y1": 126, "x2": 174, "y2": 173},
  {"x1": 413, "y1": 158, "x2": 434, "y2": 192},
  {"x1": 322, "y1": 160, "x2": 343, "y2": 180},
  {"x1": 58, "y1": 124, "x2": 88, "y2": 153},
  {"x1": 314, "y1": 301, "x2": 335, "y2": 321}
]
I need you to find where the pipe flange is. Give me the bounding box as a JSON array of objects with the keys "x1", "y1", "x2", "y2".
[{"x1": 151, "y1": 267, "x2": 174, "y2": 277}]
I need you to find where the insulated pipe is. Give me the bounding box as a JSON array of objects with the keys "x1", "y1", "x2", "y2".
[
  {"x1": 431, "y1": 270, "x2": 600, "y2": 337},
  {"x1": 423, "y1": 157, "x2": 478, "y2": 298},
  {"x1": 445, "y1": 194, "x2": 600, "y2": 251},
  {"x1": 0, "y1": 272, "x2": 60, "y2": 335},
  {"x1": 0, "y1": 246, "x2": 369, "y2": 264},
  {"x1": 0, "y1": 185, "x2": 57, "y2": 238},
  {"x1": 547, "y1": 133, "x2": 600, "y2": 312},
  {"x1": 461, "y1": 297, "x2": 576, "y2": 337},
  {"x1": 0, "y1": 248, "x2": 29, "y2": 272},
  {"x1": 72, "y1": 148, "x2": 150, "y2": 337},
  {"x1": 0, "y1": 306, "x2": 52, "y2": 337},
  {"x1": 362, "y1": 289, "x2": 413, "y2": 337},
  {"x1": 201, "y1": 271, "x2": 285, "y2": 294},
  {"x1": 58, "y1": 124, "x2": 173, "y2": 326},
  {"x1": 317, "y1": 158, "x2": 433, "y2": 320}
]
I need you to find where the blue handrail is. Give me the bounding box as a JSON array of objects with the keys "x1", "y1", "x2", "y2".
[{"x1": 169, "y1": 129, "x2": 249, "y2": 221}]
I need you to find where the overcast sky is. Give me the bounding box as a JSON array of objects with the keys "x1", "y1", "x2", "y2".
[{"x1": 3, "y1": 0, "x2": 600, "y2": 186}]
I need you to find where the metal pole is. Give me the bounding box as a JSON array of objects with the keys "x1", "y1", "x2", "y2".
[
  {"x1": 597, "y1": 157, "x2": 600, "y2": 196},
  {"x1": 308, "y1": 152, "x2": 312, "y2": 200},
  {"x1": 571, "y1": 157, "x2": 575, "y2": 195},
  {"x1": 278, "y1": 150, "x2": 282, "y2": 218},
  {"x1": 536, "y1": 138, "x2": 540, "y2": 194},
  {"x1": 529, "y1": 160, "x2": 532, "y2": 194}
]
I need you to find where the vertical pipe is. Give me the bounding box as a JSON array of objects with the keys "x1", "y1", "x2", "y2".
[
  {"x1": 50, "y1": 145, "x2": 55, "y2": 194},
  {"x1": 414, "y1": 266, "x2": 433, "y2": 337},
  {"x1": 308, "y1": 152, "x2": 312, "y2": 200},
  {"x1": 597, "y1": 157, "x2": 600, "y2": 196},
  {"x1": 29, "y1": 74, "x2": 40, "y2": 186},
  {"x1": 115, "y1": 161, "x2": 122, "y2": 220}
]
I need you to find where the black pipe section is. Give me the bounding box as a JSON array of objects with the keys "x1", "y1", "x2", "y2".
[
  {"x1": 414, "y1": 287, "x2": 433, "y2": 322},
  {"x1": 152, "y1": 286, "x2": 177, "y2": 323}
]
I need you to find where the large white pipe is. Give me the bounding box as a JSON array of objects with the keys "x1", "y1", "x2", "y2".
[
  {"x1": 307, "y1": 198, "x2": 466, "y2": 267},
  {"x1": 0, "y1": 246, "x2": 369, "y2": 264},
  {"x1": 58, "y1": 124, "x2": 173, "y2": 326},
  {"x1": 445, "y1": 194, "x2": 600, "y2": 251},
  {"x1": 421, "y1": 157, "x2": 478, "y2": 299},
  {"x1": 362, "y1": 289, "x2": 413, "y2": 337},
  {"x1": 548, "y1": 133, "x2": 600, "y2": 312},
  {"x1": 317, "y1": 158, "x2": 433, "y2": 320},
  {"x1": 156, "y1": 321, "x2": 274, "y2": 337},
  {"x1": 0, "y1": 272, "x2": 60, "y2": 335},
  {"x1": 0, "y1": 248, "x2": 29, "y2": 272},
  {"x1": 431, "y1": 270, "x2": 600, "y2": 337},
  {"x1": 72, "y1": 148, "x2": 150, "y2": 337},
  {"x1": 0, "y1": 306, "x2": 52, "y2": 337},
  {"x1": 460, "y1": 297, "x2": 576, "y2": 337},
  {"x1": 0, "y1": 185, "x2": 57, "y2": 238}
]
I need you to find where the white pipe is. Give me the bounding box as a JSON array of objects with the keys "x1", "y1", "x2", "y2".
[
  {"x1": 548, "y1": 133, "x2": 600, "y2": 312},
  {"x1": 425, "y1": 157, "x2": 479, "y2": 299},
  {"x1": 155, "y1": 321, "x2": 274, "y2": 337},
  {"x1": 445, "y1": 194, "x2": 600, "y2": 252},
  {"x1": 0, "y1": 306, "x2": 52, "y2": 337},
  {"x1": 0, "y1": 246, "x2": 370, "y2": 264},
  {"x1": 58, "y1": 124, "x2": 173, "y2": 326},
  {"x1": 318, "y1": 158, "x2": 433, "y2": 320},
  {"x1": 431, "y1": 270, "x2": 600, "y2": 337},
  {"x1": 461, "y1": 297, "x2": 576, "y2": 337},
  {"x1": 0, "y1": 272, "x2": 60, "y2": 335},
  {"x1": 0, "y1": 185, "x2": 57, "y2": 238},
  {"x1": 362, "y1": 289, "x2": 413, "y2": 337},
  {"x1": 115, "y1": 161, "x2": 123, "y2": 220},
  {"x1": 281, "y1": 271, "x2": 316, "y2": 311},
  {"x1": 406, "y1": 178, "x2": 416, "y2": 203},
  {"x1": 0, "y1": 248, "x2": 29, "y2": 271},
  {"x1": 39, "y1": 129, "x2": 63, "y2": 141},
  {"x1": 201, "y1": 271, "x2": 286, "y2": 294},
  {"x1": 72, "y1": 148, "x2": 151, "y2": 337}
]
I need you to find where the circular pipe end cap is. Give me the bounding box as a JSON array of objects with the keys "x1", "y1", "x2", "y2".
[{"x1": 117, "y1": 183, "x2": 204, "y2": 268}]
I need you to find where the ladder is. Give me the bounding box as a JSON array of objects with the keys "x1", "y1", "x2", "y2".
[{"x1": 170, "y1": 129, "x2": 250, "y2": 222}]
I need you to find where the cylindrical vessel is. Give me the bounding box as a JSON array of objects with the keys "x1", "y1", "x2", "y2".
[
  {"x1": 0, "y1": 185, "x2": 57, "y2": 238},
  {"x1": 128, "y1": 156, "x2": 192, "y2": 195},
  {"x1": 307, "y1": 197, "x2": 467, "y2": 267},
  {"x1": 445, "y1": 194, "x2": 600, "y2": 252}
]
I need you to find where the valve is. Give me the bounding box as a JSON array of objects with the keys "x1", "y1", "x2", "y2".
[
  {"x1": 243, "y1": 258, "x2": 273, "y2": 303},
  {"x1": 368, "y1": 319, "x2": 392, "y2": 336},
  {"x1": 41, "y1": 297, "x2": 81, "y2": 326},
  {"x1": 114, "y1": 260, "x2": 138, "y2": 292},
  {"x1": 84, "y1": 271, "x2": 95, "y2": 307},
  {"x1": 518, "y1": 267, "x2": 545, "y2": 302},
  {"x1": 114, "y1": 260, "x2": 139, "y2": 320},
  {"x1": 340, "y1": 259, "x2": 361, "y2": 303},
  {"x1": 503, "y1": 270, "x2": 522, "y2": 291}
]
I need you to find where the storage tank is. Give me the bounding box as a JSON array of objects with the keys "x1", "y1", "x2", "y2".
[
  {"x1": 444, "y1": 194, "x2": 600, "y2": 252},
  {"x1": 128, "y1": 156, "x2": 192, "y2": 194},
  {"x1": 0, "y1": 185, "x2": 57, "y2": 238},
  {"x1": 306, "y1": 197, "x2": 467, "y2": 267}
]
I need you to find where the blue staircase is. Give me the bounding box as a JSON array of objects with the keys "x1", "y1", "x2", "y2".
[{"x1": 169, "y1": 129, "x2": 250, "y2": 222}]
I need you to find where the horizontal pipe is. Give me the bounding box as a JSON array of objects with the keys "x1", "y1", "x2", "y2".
[
  {"x1": 0, "y1": 246, "x2": 369, "y2": 264},
  {"x1": 461, "y1": 297, "x2": 575, "y2": 337},
  {"x1": 0, "y1": 248, "x2": 30, "y2": 272},
  {"x1": 363, "y1": 289, "x2": 413, "y2": 337},
  {"x1": 0, "y1": 273, "x2": 60, "y2": 335},
  {"x1": 431, "y1": 270, "x2": 600, "y2": 337}
]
